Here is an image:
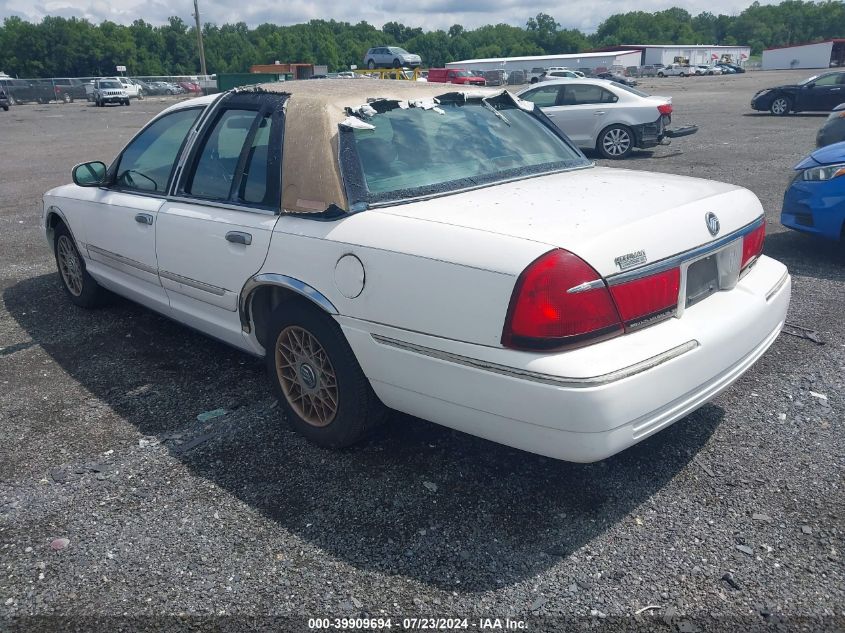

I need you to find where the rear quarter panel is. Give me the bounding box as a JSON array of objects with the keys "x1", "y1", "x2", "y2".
[{"x1": 262, "y1": 212, "x2": 549, "y2": 347}]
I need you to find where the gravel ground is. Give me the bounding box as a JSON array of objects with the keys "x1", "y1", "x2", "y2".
[{"x1": 0, "y1": 71, "x2": 843, "y2": 632}]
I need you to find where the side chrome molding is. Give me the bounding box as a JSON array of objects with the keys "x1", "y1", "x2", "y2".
[{"x1": 239, "y1": 273, "x2": 338, "y2": 333}]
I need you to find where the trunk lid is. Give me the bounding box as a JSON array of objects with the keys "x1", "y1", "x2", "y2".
[{"x1": 375, "y1": 166, "x2": 763, "y2": 277}]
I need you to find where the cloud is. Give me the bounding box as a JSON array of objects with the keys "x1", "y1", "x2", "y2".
[{"x1": 0, "y1": 0, "x2": 780, "y2": 33}]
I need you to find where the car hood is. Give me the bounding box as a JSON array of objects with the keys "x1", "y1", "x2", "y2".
[
  {"x1": 796, "y1": 140, "x2": 845, "y2": 169},
  {"x1": 375, "y1": 166, "x2": 763, "y2": 277}
]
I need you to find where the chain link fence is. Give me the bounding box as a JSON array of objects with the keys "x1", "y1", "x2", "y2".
[{"x1": 0, "y1": 74, "x2": 217, "y2": 105}]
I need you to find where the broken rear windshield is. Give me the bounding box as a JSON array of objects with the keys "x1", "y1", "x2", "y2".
[{"x1": 340, "y1": 93, "x2": 588, "y2": 208}]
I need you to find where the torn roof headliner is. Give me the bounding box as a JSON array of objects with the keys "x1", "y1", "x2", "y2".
[{"x1": 232, "y1": 80, "x2": 505, "y2": 214}]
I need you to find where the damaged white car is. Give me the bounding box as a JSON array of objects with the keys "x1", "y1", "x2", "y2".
[{"x1": 42, "y1": 81, "x2": 790, "y2": 462}]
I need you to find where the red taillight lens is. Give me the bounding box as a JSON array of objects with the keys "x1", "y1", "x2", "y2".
[
  {"x1": 658, "y1": 103, "x2": 673, "y2": 115},
  {"x1": 502, "y1": 250, "x2": 623, "y2": 350},
  {"x1": 741, "y1": 222, "x2": 765, "y2": 269},
  {"x1": 609, "y1": 268, "x2": 680, "y2": 328}
]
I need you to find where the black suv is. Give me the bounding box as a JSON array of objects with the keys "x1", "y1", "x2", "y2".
[
  {"x1": 0, "y1": 78, "x2": 41, "y2": 104},
  {"x1": 35, "y1": 78, "x2": 87, "y2": 102}
]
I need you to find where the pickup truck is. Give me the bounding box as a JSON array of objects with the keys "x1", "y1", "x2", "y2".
[{"x1": 657, "y1": 64, "x2": 693, "y2": 77}]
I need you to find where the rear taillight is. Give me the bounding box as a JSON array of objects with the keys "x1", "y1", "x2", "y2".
[
  {"x1": 741, "y1": 221, "x2": 765, "y2": 270},
  {"x1": 658, "y1": 104, "x2": 673, "y2": 115},
  {"x1": 609, "y1": 268, "x2": 680, "y2": 328},
  {"x1": 502, "y1": 250, "x2": 623, "y2": 351}
]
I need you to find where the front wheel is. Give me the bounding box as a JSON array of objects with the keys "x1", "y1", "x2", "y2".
[
  {"x1": 266, "y1": 301, "x2": 386, "y2": 448},
  {"x1": 393, "y1": 58, "x2": 402, "y2": 68},
  {"x1": 597, "y1": 124, "x2": 634, "y2": 160},
  {"x1": 770, "y1": 96, "x2": 791, "y2": 116},
  {"x1": 54, "y1": 225, "x2": 105, "y2": 308}
]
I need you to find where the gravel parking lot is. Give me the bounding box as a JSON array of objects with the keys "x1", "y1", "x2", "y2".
[{"x1": 0, "y1": 71, "x2": 843, "y2": 632}]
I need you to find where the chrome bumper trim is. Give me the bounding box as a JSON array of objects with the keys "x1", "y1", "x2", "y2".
[
  {"x1": 765, "y1": 271, "x2": 789, "y2": 302},
  {"x1": 606, "y1": 216, "x2": 764, "y2": 285},
  {"x1": 371, "y1": 334, "x2": 699, "y2": 388}
]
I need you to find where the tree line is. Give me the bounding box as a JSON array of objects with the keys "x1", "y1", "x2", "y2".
[{"x1": 0, "y1": 0, "x2": 843, "y2": 78}]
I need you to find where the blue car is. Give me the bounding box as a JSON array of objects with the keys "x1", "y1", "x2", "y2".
[{"x1": 781, "y1": 141, "x2": 845, "y2": 241}]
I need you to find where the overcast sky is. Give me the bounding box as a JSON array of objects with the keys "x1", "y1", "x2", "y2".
[{"x1": 1, "y1": 0, "x2": 777, "y2": 33}]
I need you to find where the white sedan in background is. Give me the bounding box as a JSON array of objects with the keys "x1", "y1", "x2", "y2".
[
  {"x1": 517, "y1": 79, "x2": 697, "y2": 159},
  {"x1": 42, "y1": 81, "x2": 788, "y2": 463}
]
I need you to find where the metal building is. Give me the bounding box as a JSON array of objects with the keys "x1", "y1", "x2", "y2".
[
  {"x1": 445, "y1": 50, "x2": 642, "y2": 75},
  {"x1": 762, "y1": 40, "x2": 845, "y2": 70},
  {"x1": 593, "y1": 44, "x2": 751, "y2": 67}
]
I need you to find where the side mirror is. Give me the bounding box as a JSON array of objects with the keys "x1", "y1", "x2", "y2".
[{"x1": 72, "y1": 161, "x2": 107, "y2": 187}]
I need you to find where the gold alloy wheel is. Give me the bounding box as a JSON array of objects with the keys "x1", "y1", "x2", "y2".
[
  {"x1": 57, "y1": 235, "x2": 84, "y2": 296},
  {"x1": 275, "y1": 325, "x2": 339, "y2": 427}
]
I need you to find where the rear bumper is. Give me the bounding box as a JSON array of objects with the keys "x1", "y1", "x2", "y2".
[{"x1": 340, "y1": 256, "x2": 790, "y2": 462}]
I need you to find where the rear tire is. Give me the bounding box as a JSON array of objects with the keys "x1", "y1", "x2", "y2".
[
  {"x1": 266, "y1": 301, "x2": 387, "y2": 449},
  {"x1": 657, "y1": 72, "x2": 665, "y2": 78},
  {"x1": 597, "y1": 124, "x2": 635, "y2": 160},
  {"x1": 53, "y1": 224, "x2": 105, "y2": 308},
  {"x1": 367, "y1": 60, "x2": 376, "y2": 69},
  {"x1": 62, "y1": 93, "x2": 72, "y2": 103}
]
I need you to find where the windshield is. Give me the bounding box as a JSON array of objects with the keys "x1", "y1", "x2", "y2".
[
  {"x1": 99, "y1": 81, "x2": 121, "y2": 89},
  {"x1": 611, "y1": 82, "x2": 650, "y2": 98},
  {"x1": 390, "y1": 48, "x2": 409, "y2": 55},
  {"x1": 342, "y1": 94, "x2": 587, "y2": 206},
  {"x1": 799, "y1": 74, "x2": 821, "y2": 85}
]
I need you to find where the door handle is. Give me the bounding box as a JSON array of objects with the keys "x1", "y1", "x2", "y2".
[
  {"x1": 134, "y1": 213, "x2": 153, "y2": 225},
  {"x1": 225, "y1": 231, "x2": 252, "y2": 246},
  {"x1": 831, "y1": 87, "x2": 841, "y2": 91},
  {"x1": 594, "y1": 111, "x2": 606, "y2": 115}
]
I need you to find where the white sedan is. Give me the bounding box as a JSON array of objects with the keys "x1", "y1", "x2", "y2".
[
  {"x1": 42, "y1": 81, "x2": 790, "y2": 462},
  {"x1": 518, "y1": 78, "x2": 697, "y2": 159}
]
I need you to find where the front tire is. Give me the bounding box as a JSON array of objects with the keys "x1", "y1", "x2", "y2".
[
  {"x1": 770, "y1": 96, "x2": 791, "y2": 116},
  {"x1": 266, "y1": 301, "x2": 386, "y2": 448},
  {"x1": 597, "y1": 124, "x2": 635, "y2": 160},
  {"x1": 53, "y1": 225, "x2": 105, "y2": 308},
  {"x1": 393, "y1": 58, "x2": 402, "y2": 68}
]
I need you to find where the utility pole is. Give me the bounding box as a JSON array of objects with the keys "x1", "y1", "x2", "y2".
[{"x1": 193, "y1": 0, "x2": 207, "y2": 76}]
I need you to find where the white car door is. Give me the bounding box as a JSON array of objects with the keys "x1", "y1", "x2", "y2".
[
  {"x1": 79, "y1": 105, "x2": 205, "y2": 308},
  {"x1": 156, "y1": 94, "x2": 285, "y2": 349}
]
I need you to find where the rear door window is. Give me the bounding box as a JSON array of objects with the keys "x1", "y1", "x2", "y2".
[
  {"x1": 181, "y1": 102, "x2": 281, "y2": 210},
  {"x1": 520, "y1": 86, "x2": 562, "y2": 108}
]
